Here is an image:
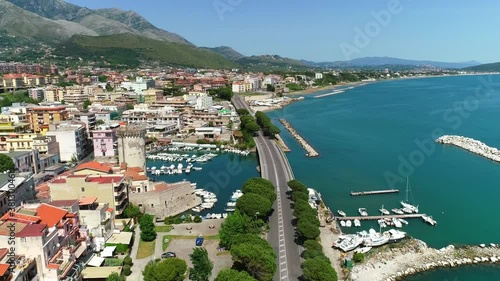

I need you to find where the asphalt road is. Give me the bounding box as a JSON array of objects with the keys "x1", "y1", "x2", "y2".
[{"x1": 232, "y1": 96, "x2": 302, "y2": 281}]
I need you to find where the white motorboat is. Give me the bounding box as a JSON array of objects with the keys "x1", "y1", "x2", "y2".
[
  {"x1": 333, "y1": 235, "x2": 362, "y2": 252},
  {"x1": 380, "y1": 205, "x2": 390, "y2": 215},
  {"x1": 358, "y1": 208, "x2": 368, "y2": 217},
  {"x1": 392, "y1": 218, "x2": 403, "y2": 228},
  {"x1": 402, "y1": 207, "x2": 413, "y2": 214},
  {"x1": 203, "y1": 192, "x2": 216, "y2": 199},
  {"x1": 340, "y1": 220, "x2": 346, "y2": 227},
  {"x1": 191, "y1": 206, "x2": 202, "y2": 212},
  {"x1": 354, "y1": 219, "x2": 361, "y2": 227},
  {"x1": 422, "y1": 215, "x2": 437, "y2": 226},
  {"x1": 205, "y1": 213, "x2": 212, "y2": 219},
  {"x1": 204, "y1": 198, "x2": 217, "y2": 203},
  {"x1": 378, "y1": 219, "x2": 387, "y2": 228},
  {"x1": 224, "y1": 207, "x2": 235, "y2": 212},
  {"x1": 345, "y1": 220, "x2": 352, "y2": 227},
  {"x1": 399, "y1": 218, "x2": 409, "y2": 225},
  {"x1": 201, "y1": 202, "x2": 214, "y2": 209},
  {"x1": 226, "y1": 202, "x2": 236, "y2": 207},
  {"x1": 230, "y1": 190, "x2": 243, "y2": 201},
  {"x1": 337, "y1": 210, "x2": 346, "y2": 217},
  {"x1": 355, "y1": 246, "x2": 372, "y2": 254},
  {"x1": 363, "y1": 229, "x2": 389, "y2": 247},
  {"x1": 222, "y1": 213, "x2": 228, "y2": 219},
  {"x1": 383, "y1": 229, "x2": 406, "y2": 243},
  {"x1": 192, "y1": 167, "x2": 202, "y2": 171},
  {"x1": 391, "y1": 208, "x2": 404, "y2": 215}
]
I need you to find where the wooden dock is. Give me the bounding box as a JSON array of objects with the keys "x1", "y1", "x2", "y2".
[
  {"x1": 350, "y1": 189, "x2": 399, "y2": 196},
  {"x1": 336, "y1": 213, "x2": 425, "y2": 221}
]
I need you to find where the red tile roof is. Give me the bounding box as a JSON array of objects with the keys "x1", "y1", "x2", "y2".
[
  {"x1": 36, "y1": 204, "x2": 68, "y2": 228},
  {"x1": 0, "y1": 212, "x2": 40, "y2": 224},
  {"x1": 75, "y1": 162, "x2": 113, "y2": 174},
  {"x1": 79, "y1": 196, "x2": 97, "y2": 206},
  {"x1": 0, "y1": 264, "x2": 9, "y2": 276},
  {"x1": 87, "y1": 176, "x2": 124, "y2": 184},
  {"x1": 0, "y1": 248, "x2": 8, "y2": 260},
  {"x1": 16, "y1": 224, "x2": 46, "y2": 238},
  {"x1": 48, "y1": 200, "x2": 79, "y2": 208}
]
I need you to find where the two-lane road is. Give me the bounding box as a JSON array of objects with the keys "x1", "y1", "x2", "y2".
[{"x1": 232, "y1": 96, "x2": 301, "y2": 281}]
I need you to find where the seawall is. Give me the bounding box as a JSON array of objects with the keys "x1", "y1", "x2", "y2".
[{"x1": 436, "y1": 135, "x2": 500, "y2": 162}]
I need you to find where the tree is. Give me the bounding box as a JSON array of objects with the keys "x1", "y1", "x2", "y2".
[
  {"x1": 60, "y1": 100, "x2": 66, "y2": 104},
  {"x1": 297, "y1": 219, "x2": 320, "y2": 240},
  {"x1": 236, "y1": 193, "x2": 272, "y2": 218},
  {"x1": 189, "y1": 247, "x2": 213, "y2": 281},
  {"x1": 353, "y1": 252, "x2": 364, "y2": 263},
  {"x1": 236, "y1": 108, "x2": 250, "y2": 116},
  {"x1": 244, "y1": 121, "x2": 260, "y2": 134},
  {"x1": 126, "y1": 103, "x2": 134, "y2": 110},
  {"x1": 98, "y1": 75, "x2": 108, "y2": 82},
  {"x1": 139, "y1": 214, "x2": 157, "y2": 242},
  {"x1": 96, "y1": 119, "x2": 105, "y2": 125},
  {"x1": 143, "y1": 258, "x2": 187, "y2": 281},
  {"x1": 231, "y1": 238, "x2": 276, "y2": 281},
  {"x1": 214, "y1": 269, "x2": 256, "y2": 281},
  {"x1": 106, "y1": 272, "x2": 125, "y2": 281},
  {"x1": 219, "y1": 210, "x2": 246, "y2": 249},
  {"x1": 301, "y1": 257, "x2": 338, "y2": 281},
  {"x1": 208, "y1": 121, "x2": 214, "y2": 127},
  {"x1": 242, "y1": 178, "x2": 274, "y2": 192},
  {"x1": 106, "y1": 83, "x2": 114, "y2": 92},
  {"x1": 83, "y1": 99, "x2": 91, "y2": 110},
  {"x1": 0, "y1": 154, "x2": 14, "y2": 173},
  {"x1": 303, "y1": 239, "x2": 323, "y2": 253},
  {"x1": 123, "y1": 256, "x2": 133, "y2": 266},
  {"x1": 266, "y1": 84, "x2": 275, "y2": 92},
  {"x1": 122, "y1": 265, "x2": 132, "y2": 276},
  {"x1": 288, "y1": 180, "x2": 308, "y2": 194},
  {"x1": 194, "y1": 215, "x2": 202, "y2": 223},
  {"x1": 123, "y1": 204, "x2": 142, "y2": 220},
  {"x1": 242, "y1": 185, "x2": 276, "y2": 205}
]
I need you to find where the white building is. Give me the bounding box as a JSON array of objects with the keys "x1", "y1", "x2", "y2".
[
  {"x1": 315, "y1": 73, "x2": 324, "y2": 79},
  {"x1": 46, "y1": 122, "x2": 86, "y2": 162},
  {"x1": 184, "y1": 92, "x2": 213, "y2": 110},
  {"x1": 120, "y1": 77, "x2": 155, "y2": 93}
]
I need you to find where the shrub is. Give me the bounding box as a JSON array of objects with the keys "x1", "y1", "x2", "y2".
[
  {"x1": 194, "y1": 215, "x2": 202, "y2": 223},
  {"x1": 122, "y1": 264, "x2": 132, "y2": 276},
  {"x1": 123, "y1": 256, "x2": 133, "y2": 266}
]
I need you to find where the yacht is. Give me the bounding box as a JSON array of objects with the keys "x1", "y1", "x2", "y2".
[
  {"x1": 362, "y1": 229, "x2": 389, "y2": 247},
  {"x1": 345, "y1": 220, "x2": 352, "y2": 227},
  {"x1": 422, "y1": 215, "x2": 437, "y2": 226},
  {"x1": 392, "y1": 218, "x2": 403, "y2": 228},
  {"x1": 379, "y1": 205, "x2": 390, "y2": 215},
  {"x1": 353, "y1": 219, "x2": 361, "y2": 227},
  {"x1": 333, "y1": 235, "x2": 362, "y2": 252},
  {"x1": 337, "y1": 210, "x2": 346, "y2": 217},
  {"x1": 383, "y1": 229, "x2": 406, "y2": 243},
  {"x1": 402, "y1": 207, "x2": 414, "y2": 214},
  {"x1": 358, "y1": 208, "x2": 368, "y2": 217},
  {"x1": 401, "y1": 177, "x2": 419, "y2": 213}
]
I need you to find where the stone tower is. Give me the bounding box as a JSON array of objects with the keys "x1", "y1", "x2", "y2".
[{"x1": 117, "y1": 125, "x2": 146, "y2": 171}]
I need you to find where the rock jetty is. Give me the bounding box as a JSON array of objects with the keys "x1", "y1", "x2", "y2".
[
  {"x1": 351, "y1": 239, "x2": 500, "y2": 281},
  {"x1": 279, "y1": 118, "x2": 319, "y2": 157},
  {"x1": 436, "y1": 135, "x2": 500, "y2": 162}
]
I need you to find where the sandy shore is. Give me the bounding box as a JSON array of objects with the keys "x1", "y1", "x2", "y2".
[
  {"x1": 286, "y1": 81, "x2": 367, "y2": 96},
  {"x1": 351, "y1": 239, "x2": 500, "y2": 281}
]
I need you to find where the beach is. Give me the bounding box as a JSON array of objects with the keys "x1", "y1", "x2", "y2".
[{"x1": 285, "y1": 81, "x2": 368, "y2": 96}]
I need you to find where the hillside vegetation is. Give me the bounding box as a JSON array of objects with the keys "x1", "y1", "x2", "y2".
[{"x1": 54, "y1": 34, "x2": 238, "y2": 69}]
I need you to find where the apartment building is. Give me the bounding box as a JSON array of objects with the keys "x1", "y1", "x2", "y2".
[
  {"x1": 46, "y1": 122, "x2": 86, "y2": 162},
  {"x1": 27, "y1": 106, "x2": 70, "y2": 133},
  {"x1": 0, "y1": 173, "x2": 35, "y2": 216},
  {"x1": 49, "y1": 174, "x2": 129, "y2": 215},
  {"x1": 92, "y1": 125, "x2": 118, "y2": 160},
  {"x1": 74, "y1": 112, "x2": 96, "y2": 135}
]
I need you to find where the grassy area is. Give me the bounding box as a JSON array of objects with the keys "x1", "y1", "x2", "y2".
[
  {"x1": 162, "y1": 234, "x2": 220, "y2": 251},
  {"x1": 136, "y1": 240, "x2": 156, "y2": 259},
  {"x1": 155, "y1": 225, "x2": 173, "y2": 232}
]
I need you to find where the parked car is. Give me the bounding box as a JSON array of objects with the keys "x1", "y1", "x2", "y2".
[
  {"x1": 195, "y1": 237, "x2": 204, "y2": 246},
  {"x1": 161, "y1": 252, "x2": 176, "y2": 258}
]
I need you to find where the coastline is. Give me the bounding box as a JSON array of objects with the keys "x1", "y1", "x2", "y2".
[{"x1": 350, "y1": 239, "x2": 500, "y2": 281}]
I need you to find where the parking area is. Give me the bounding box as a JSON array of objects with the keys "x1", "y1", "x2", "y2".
[{"x1": 164, "y1": 238, "x2": 232, "y2": 280}]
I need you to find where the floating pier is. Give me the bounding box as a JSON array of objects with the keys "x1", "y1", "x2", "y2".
[
  {"x1": 337, "y1": 214, "x2": 425, "y2": 221},
  {"x1": 279, "y1": 118, "x2": 319, "y2": 157},
  {"x1": 350, "y1": 189, "x2": 400, "y2": 196}
]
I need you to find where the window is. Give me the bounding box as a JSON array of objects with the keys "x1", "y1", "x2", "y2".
[
  {"x1": 151, "y1": 204, "x2": 154, "y2": 207},
  {"x1": 81, "y1": 187, "x2": 85, "y2": 192}
]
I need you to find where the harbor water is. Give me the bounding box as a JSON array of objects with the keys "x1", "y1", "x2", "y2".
[{"x1": 266, "y1": 75, "x2": 500, "y2": 280}]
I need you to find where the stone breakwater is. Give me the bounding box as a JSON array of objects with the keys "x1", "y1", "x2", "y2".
[
  {"x1": 436, "y1": 135, "x2": 500, "y2": 162},
  {"x1": 279, "y1": 118, "x2": 319, "y2": 157},
  {"x1": 351, "y1": 239, "x2": 500, "y2": 281}
]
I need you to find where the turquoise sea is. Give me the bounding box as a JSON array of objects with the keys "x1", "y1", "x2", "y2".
[{"x1": 266, "y1": 75, "x2": 500, "y2": 280}]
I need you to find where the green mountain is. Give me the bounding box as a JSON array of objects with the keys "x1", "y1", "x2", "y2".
[
  {"x1": 237, "y1": 55, "x2": 310, "y2": 71},
  {"x1": 463, "y1": 62, "x2": 500, "y2": 72},
  {"x1": 4, "y1": 0, "x2": 191, "y2": 44},
  {"x1": 54, "y1": 34, "x2": 238, "y2": 69},
  {"x1": 201, "y1": 46, "x2": 245, "y2": 61}
]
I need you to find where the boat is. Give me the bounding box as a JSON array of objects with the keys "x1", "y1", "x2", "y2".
[
  {"x1": 224, "y1": 207, "x2": 235, "y2": 212},
  {"x1": 358, "y1": 208, "x2": 368, "y2": 217},
  {"x1": 340, "y1": 221, "x2": 346, "y2": 227},
  {"x1": 400, "y1": 177, "x2": 419, "y2": 213},
  {"x1": 222, "y1": 213, "x2": 228, "y2": 219},
  {"x1": 355, "y1": 246, "x2": 372, "y2": 254},
  {"x1": 226, "y1": 202, "x2": 236, "y2": 207},
  {"x1": 363, "y1": 229, "x2": 389, "y2": 247},
  {"x1": 201, "y1": 202, "x2": 214, "y2": 209},
  {"x1": 354, "y1": 219, "x2": 361, "y2": 227},
  {"x1": 392, "y1": 218, "x2": 403, "y2": 228},
  {"x1": 205, "y1": 213, "x2": 212, "y2": 219},
  {"x1": 379, "y1": 205, "x2": 390, "y2": 215},
  {"x1": 378, "y1": 219, "x2": 387, "y2": 228},
  {"x1": 401, "y1": 207, "x2": 413, "y2": 214},
  {"x1": 422, "y1": 215, "x2": 437, "y2": 226},
  {"x1": 333, "y1": 235, "x2": 362, "y2": 252},
  {"x1": 345, "y1": 220, "x2": 352, "y2": 227},
  {"x1": 203, "y1": 198, "x2": 217, "y2": 203},
  {"x1": 391, "y1": 208, "x2": 404, "y2": 215},
  {"x1": 383, "y1": 229, "x2": 406, "y2": 243},
  {"x1": 192, "y1": 167, "x2": 202, "y2": 171},
  {"x1": 337, "y1": 210, "x2": 346, "y2": 217},
  {"x1": 230, "y1": 190, "x2": 243, "y2": 201},
  {"x1": 399, "y1": 218, "x2": 409, "y2": 225},
  {"x1": 191, "y1": 206, "x2": 202, "y2": 212}
]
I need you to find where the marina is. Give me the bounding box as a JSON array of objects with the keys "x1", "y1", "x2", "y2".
[
  {"x1": 337, "y1": 213, "x2": 425, "y2": 221},
  {"x1": 350, "y1": 189, "x2": 400, "y2": 196},
  {"x1": 279, "y1": 118, "x2": 319, "y2": 157}
]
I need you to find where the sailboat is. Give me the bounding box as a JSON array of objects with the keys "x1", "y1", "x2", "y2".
[
  {"x1": 400, "y1": 177, "x2": 419, "y2": 213},
  {"x1": 379, "y1": 205, "x2": 390, "y2": 215}
]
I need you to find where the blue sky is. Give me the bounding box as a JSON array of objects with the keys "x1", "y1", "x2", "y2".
[{"x1": 66, "y1": 0, "x2": 500, "y2": 63}]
